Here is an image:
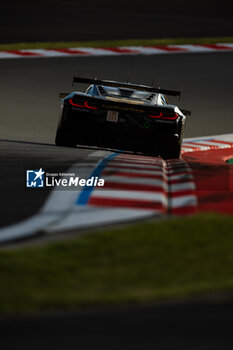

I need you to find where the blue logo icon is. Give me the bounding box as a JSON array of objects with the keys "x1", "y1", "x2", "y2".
[{"x1": 26, "y1": 168, "x2": 45, "y2": 188}]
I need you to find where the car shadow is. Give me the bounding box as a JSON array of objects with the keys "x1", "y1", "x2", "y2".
[{"x1": 0, "y1": 138, "x2": 140, "y2": 156}]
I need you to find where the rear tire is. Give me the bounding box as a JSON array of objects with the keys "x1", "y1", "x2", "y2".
[
  {"x1": 55, "y1": 126, "x2": 77, "y2": 147},
  {"x1": 162, "y1": 140, "x2": 181, "y2": 159},
  {"x1": 55, "y1": 108, "x2": 77, "y2": 147},
  {"x1": 150, "y1": 134, "x2": 182, "y2": 159},
  {"x1": 163, "y1": 146, "x2": 181, "y2": 159}
]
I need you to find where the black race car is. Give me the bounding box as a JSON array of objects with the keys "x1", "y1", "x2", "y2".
[{"x1": 55, "y1": 77, "x2": 191, "y2": 159}]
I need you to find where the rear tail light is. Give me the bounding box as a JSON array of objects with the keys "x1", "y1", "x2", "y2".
[
  {"x1": 148, "y1": 112, "x2": 179, "y2": 120},
  {"x1": 147, "y1": 112, "x2": 163, "y2": 119},
  {"x1": 69, "y1": 98, "x2": 98, "y2": 110}
]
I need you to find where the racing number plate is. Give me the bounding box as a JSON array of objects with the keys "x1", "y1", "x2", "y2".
[{"x1": 107, "y1": 110, "x2": 119, "y2": 122}]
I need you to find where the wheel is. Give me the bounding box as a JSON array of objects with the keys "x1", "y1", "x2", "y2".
[
  {"x1": 55, "y1": 108, "x2": 77, "y2": 147},
  {"x1": 162, "y1": 138, "x2": 182, "y2": 159},
  {"x1": 163, "y1": 144, "x2": 181, "y2": 159},
  {"x1": 55, "y1": 126, "x2": 77, "y2": 147},
  {"x1": 151, "y1": 134, "x2": 182, "y2": 159}
]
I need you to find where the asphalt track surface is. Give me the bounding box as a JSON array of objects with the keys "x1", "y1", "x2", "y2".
[
  {"x1": 1, "y1": 0, "x2": 233, "y2": 43},
  {"x1": 1, "y1": 299, "x2": 233, "y2": 349},
  {"x1": 0, "y1": 52, "x2": 233, "y2": 228}
]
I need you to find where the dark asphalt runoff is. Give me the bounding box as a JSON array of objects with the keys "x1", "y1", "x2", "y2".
[
  {"x1": 1, "y1": 299, "x2": 233, "y2": 349},
  {"x1": 0, "y1": 52, "x2": 233, "y2": 227},
  {"x1": 1, "y1": 0, "x2": 233, "y2": 43},
  {"x1": 0, "y1": 140, "x2": 94, "y2": 227}
]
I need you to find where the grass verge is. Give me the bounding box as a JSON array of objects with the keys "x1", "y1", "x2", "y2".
[
  {"x1": 1, "y1": 37, "x2": 233, "y2": 51},
  {"x1": 1, "y1": 213, "x2": 233, "y2": 316}
]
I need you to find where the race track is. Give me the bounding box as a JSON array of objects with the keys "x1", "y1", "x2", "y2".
[
  {"x1": 1, "y1": 51, "x2": 233, "y2": 348},
  {"x1": 0, "y1": 52, "x2": 233, "y2": 228}
]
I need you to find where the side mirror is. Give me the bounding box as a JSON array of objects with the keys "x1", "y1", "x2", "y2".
[{"x1": 59, "y1": 92, "x2": 70, "y2": 98}]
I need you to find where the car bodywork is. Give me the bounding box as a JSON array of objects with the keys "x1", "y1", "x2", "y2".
[{"x1": 55, "y1": 77, "x2": 191, "y2": 159}]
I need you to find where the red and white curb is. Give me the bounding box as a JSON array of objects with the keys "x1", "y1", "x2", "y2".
[
  {"x1": 30, "y1": 154, "x2": 198, "y2": 233},
  {"x1": 182, "y1": 133, "x2": 233, "y2": 214},
  {"x1": 181, "y1": 137, "x2": 233, "y2": 153},
  {"x1": 87, "y1": 154, "x2": 197, "y2": 215},
  {"x1": 1, "y1": 43, "x2": 233, "y2": 59}
]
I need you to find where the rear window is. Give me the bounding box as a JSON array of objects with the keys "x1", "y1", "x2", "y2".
[{"x1": 98, "y1": 85, "x2": 156, "y2": 102}]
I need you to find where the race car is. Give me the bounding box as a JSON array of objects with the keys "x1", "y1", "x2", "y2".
[{"x1": 55, "y1": 77, "x2": 191, "y2": 159}]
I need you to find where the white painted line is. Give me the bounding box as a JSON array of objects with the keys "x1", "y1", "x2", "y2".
[
  {"x1": 178, "y1": 45, "x2": 215, "y2": 52},
  {"x1": 30, "y1": 49, "x2": 70, "y2": 57},
  {"x1": 183, "y1": 133, "x2": 233, "y2": 142},
  {"x1": 183, "y1": 143, "x2": 211, "y2": 150},
  {"x1": 123, "y1": 46, "x2": 168, "y2": 54},
  {"x1": 0, "y1": 52, "x2": 22, "y2": 58},
  {"x1": 181, "y1": 147, "x2": 197, "y2": 152},
  {"x1": 72, "y1": 47, "x2": 119, "y2": 55},
  {"x1": 171, "y1": 195, "x2": 197, "y2": 208},
  {"x1": 45, "y1": 207, "x2": 159, "y2": 233},
  {"x1": 171, "y1": 182, "x2": 196, "y2": 191},
  {"x1": 192, "y1": 140, "x2": 232, "y2": 148},
  {"x1": 182, "y1": 135, "x2": 233, "y2": 154},
  {"x1": 219, "y1": 43, "x2": 233, "y2": 48},
  {"x1": 169, "y1": 173, "x2": 194, "y2": 181},
  {"x1": 0, "y1": 213, "x2": 60, "y2": 243},
  {"x1": 91, "y1": 189, "x2": 167, "y2": 202}
]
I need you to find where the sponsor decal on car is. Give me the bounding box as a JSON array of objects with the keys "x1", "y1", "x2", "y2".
[
  {"x1": 106, "y1": 110, "x2": 119, "y2": 122},
  {"x1": 101, "y1": 104, "x2": 144, "y2": 113},
  {"x1": 106, "y1": 96, "x2": 144, "y2": 104}
]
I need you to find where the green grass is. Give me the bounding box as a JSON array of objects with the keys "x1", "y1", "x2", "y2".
[
  {"x1": 1, "y1": 213, "x2": 233, "y2": 316},
  {"x1": 1, "y1": 37, "x2": 233, "y2": 51}
]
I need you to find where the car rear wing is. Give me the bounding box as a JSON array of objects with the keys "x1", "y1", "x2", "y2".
[{"x1": 72, "y1": 76, "x2": 181, "y2": 99}]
